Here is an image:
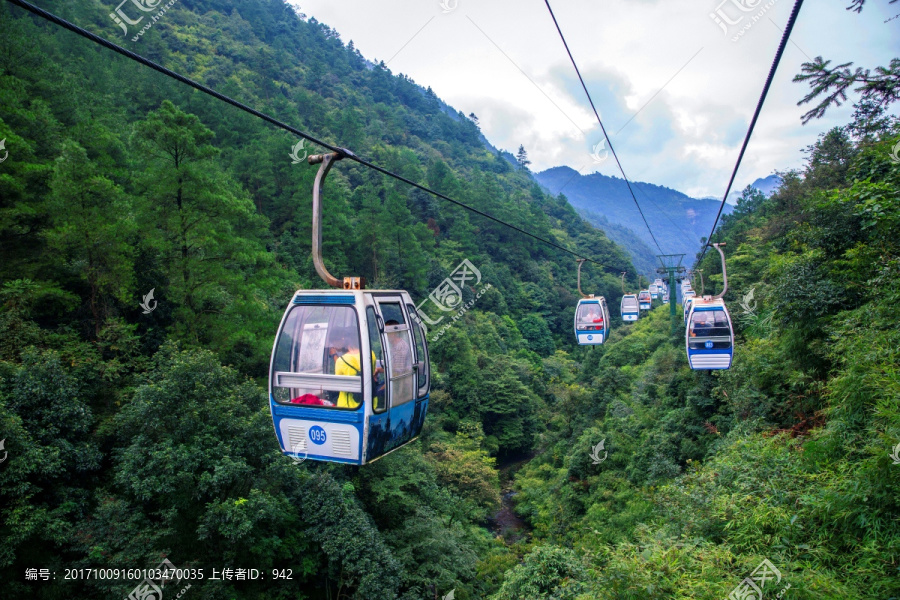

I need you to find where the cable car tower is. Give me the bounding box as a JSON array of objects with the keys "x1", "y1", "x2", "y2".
[{"x1": 656, "y1": 254, "x2": 685, "y2": 334}]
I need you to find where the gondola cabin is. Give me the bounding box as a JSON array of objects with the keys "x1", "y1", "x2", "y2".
[
  {"x1": 649, "y1": 284, "x2": 659, "y2": 300},
  {"x1": 574, "y1": 297, "x2": 611, "y2": 345},
  {"x1": 269, "y1": 290, "x2": 430, "y2": 465},
  {"x1": 683, "y1": 297, "x2": 693, "y2": 325},
  {"x1": 685, "y1": 297, "x2": 734, "y2": 370},
  {"x1": 621, "y1": 294, "x2": 640, "y2": 321},
  {"x1": 638, "y1": 290, "x2": 652, "y2": 310},
  {"x1": 662, "y1": 292, "x2": 669, "y2": 305}
]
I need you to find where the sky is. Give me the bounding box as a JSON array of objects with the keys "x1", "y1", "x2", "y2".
[{"x1": 291, "y1": 0, "x2": 900, "y2": 200}]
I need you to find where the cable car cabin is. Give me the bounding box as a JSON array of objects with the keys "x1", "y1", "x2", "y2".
[
  {"x1": 662, "y1": 293, "x2": 669, "y2": 305},
  {"x1": 686, "y1": 298, "x2": 734, "y2": 370},
  {"x1": 638, "y1": 290, "x2": 652, "y2": 310},
  {"x1": 683, "y1": 297, "x2": 693, "y2": 325},
  {"x1": 621, "y1": 294, "x2": 640, "y2": 321},
  {"x1": 269, "y1": 290, "x2": 430, "y2": 465},
  {"x1": 649, "y1": 284, "x2": 659, "y2": 299},
  {"x1": 574, "y1": 297, "x2": 611, "y2": 345},
  {"x1": 683, "y1": 290, "x2": 696, "y2": 303}
]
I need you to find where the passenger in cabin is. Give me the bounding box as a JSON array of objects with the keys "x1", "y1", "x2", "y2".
[
  {"x1": 334, "y1": 332, "x2": 363, "y2": 409},
  {"x1": 581, "y1": 304, "x2": 601, "y2": 324},
  {"x1": 690, "y1": 313, "x2": 711, "y2": 338}
]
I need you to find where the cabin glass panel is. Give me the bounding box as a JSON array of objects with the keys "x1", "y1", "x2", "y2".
[
  {"x1": 407, "y1": 303, "x2": 430, "y2": 395},
  {"x1": 379, "y1": 302, "x2": 415, "y2": 407},
  {"x1": 622, "y1": 297, "x2": 639, "y2": 312},
  {"x1": 576, "y1": 302, "x2": 605, "y2": 330},
  {"x1": 688, "y1": 309, "x2": 732, "y2": 349},
  {"x1": 366, "y1": 306, "x2": 387, "y2": 413},
  {"x1": 271, "y1": 305, "x2": 362, "y2": 409}
]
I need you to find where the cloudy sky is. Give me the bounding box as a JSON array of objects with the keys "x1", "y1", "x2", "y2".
[{"x1": 292, "y1": 0, "x2": 899, "y2": 199}]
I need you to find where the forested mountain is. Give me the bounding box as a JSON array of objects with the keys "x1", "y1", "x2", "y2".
[
  {"x1": 1, "y1": 0, "x2": 899, "y2": 599},
  {"x1": 0, "y1": 0, "x2": 633, "y2": 597},
  {"x1": 535, "y1": 166, "x2": 734, "y2": 268}
]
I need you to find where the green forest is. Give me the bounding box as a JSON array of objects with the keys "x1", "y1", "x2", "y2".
[{"x1": 1, "y1": 0, "x2": 898, "y2": 598}]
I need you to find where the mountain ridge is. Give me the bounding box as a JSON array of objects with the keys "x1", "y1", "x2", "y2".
[{"x1": 534, "y1": 166, "x2": 733, "y2": 270}]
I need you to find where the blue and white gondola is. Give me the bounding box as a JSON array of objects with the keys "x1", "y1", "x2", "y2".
[
  {"x1": 685, "y1": 297, "x2": 734, "y2": 370},
  {"x1": 638, "y1": 290, "x2": 652, "y2": 311},
  {"x1": 621, "y1": 294, "x2": 640, "y2": 321},
  {"x1": 574, "y1": 297, "x2": 611, "y2": 345},
  {"x1": 684, "y1": 243, "x2": 735, "y2": 370}
]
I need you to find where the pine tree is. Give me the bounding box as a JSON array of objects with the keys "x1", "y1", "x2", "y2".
[{"x1": 515, "y1": 145, "x2": 531, "y2": 170}]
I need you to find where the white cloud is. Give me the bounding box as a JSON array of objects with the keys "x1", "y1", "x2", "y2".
[{"x1": 294, "y1": 0, "x2": 900, "y2": 197}]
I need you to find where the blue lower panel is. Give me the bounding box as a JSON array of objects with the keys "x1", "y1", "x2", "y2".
[
  {"x1": 366, "y1": 396, "x2": 429, "y2": 462},
  {"x1": 576, "y1": 331, "x2": 605, "y2": 344},
  {"x1": 688, "y1": 349, "x2": 733, "y2": 370},
  {"x1": 271, "y1": 396, "x2": 363, "y2": 464}
]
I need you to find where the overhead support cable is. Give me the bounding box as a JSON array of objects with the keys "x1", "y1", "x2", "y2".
[
  {"x1": 543, "y1": 0, "x2": 664, "y2": 254},
  {"x1": 697, "y1": 0, "x2": 805, "y2": 265}
]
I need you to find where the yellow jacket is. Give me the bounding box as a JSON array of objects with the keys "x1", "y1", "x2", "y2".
[{"x1": 334, "y1": 350, "x2": 377, "y2": 409}]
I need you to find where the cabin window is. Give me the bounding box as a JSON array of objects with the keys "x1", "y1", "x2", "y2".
[
  {"x1": 407, "y1": 303, "x2": 430, "y2": 395},
  {"x1": 576, "y1": 303, "x2": 604, "y2": 329},
  {"x1": 622, "y1": 297, "x2": 639, "y2": 311},
  {"x1": 378, "y1": 302, "x2": 415, "y2": 407},
  {"x1": 271, "y1": 305, "x2": 363, "y2": 409},
  {"x1": 688, "y1": 309, "x2": 732, "y2": 349},
  {"x1": 367, "y1": 307, "x2": 387, "y2": 413}
]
